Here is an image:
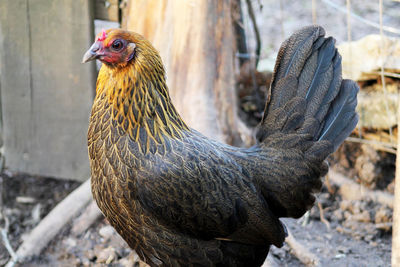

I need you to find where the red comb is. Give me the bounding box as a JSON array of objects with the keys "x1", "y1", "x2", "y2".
[{"x1": 97, "y1": 29, "x2": 107, "y2": 42}]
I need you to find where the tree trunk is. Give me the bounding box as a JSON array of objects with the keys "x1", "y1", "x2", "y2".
[{"x1": 123, "y1": 0, "x2": 247, "y2": 145}]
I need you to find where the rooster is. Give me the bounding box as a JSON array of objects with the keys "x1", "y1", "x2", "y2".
[{"x1": 83, "y1": 26, "x2": 358, "y2": 266}]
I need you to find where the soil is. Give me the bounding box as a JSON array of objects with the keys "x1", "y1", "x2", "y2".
[
  {"x1": 1, "y1": 1, "x2": 398, "y2": 266},
  {"x1": 0, "y1": 171, "x2": 81, "y2": 266}
]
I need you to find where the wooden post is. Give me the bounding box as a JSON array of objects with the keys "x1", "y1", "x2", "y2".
[
  {"x1": 0, "y1": 0, "x2": 95, "y2": 181},
  {"x1": 393, "y1": 87, "x2": 400, "y2": 265},
  {"x1": 123, "y1": 0, "x2": 245, "y2": 145}
]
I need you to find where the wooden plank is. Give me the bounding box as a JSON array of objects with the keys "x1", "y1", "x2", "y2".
[
  {"x1": 0, "y1": 0, "x2": 95, "y2": 181},
  {"x1": 0, "y1": 0, "x2": 32, "y2": 172}
]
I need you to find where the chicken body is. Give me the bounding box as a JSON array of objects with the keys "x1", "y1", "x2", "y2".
[{"x1": 85, "y1": 26, "x2": 358, "y2": 266}]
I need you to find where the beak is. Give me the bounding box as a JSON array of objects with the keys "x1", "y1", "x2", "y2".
[{"x1": 82, "y1": 42, "x2": 102, "y2": 63}]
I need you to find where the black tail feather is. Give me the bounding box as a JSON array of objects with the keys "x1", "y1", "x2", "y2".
[
  {"x1": 258, "y1": 25, "x2": 358, "y2": 152},
  {"x1": 265, "y1": 26, "x2": 325, "y2": 112},
  {"x1": 318, "y1": 80, "x2": 359, "y2": 150}
]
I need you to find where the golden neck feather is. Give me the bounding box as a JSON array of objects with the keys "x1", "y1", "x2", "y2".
[{"x1": 95, "y1": 61, "x2": 189, "y2": 143}]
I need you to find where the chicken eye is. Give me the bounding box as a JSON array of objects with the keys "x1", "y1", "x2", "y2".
[{"x1": 111, "y1": 40, "x2": 123, "y2": 51}]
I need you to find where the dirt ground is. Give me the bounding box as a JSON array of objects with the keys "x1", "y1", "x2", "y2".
[{"x1": 1, "y1": 1, "x2": 398, "y2": 266}]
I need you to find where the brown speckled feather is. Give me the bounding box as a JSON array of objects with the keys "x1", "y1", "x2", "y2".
[{"x1": 86, "y1": 26, "x2": 358, "y2": 266}]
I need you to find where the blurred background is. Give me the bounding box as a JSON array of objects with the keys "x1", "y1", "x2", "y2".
[{"x1": 0, "y1": 0, "x2": 399, "y2": 266}]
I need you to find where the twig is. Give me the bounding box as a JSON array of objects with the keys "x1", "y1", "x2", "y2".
[
  {"x1": 5, "y1": 178, "x2": 93, "y2": 267},
  {"x1": 285, "y1": 228, "x2": 320, "y2": 266},
  {"x1": 317, "y1": 202, "x2": 331, "y2": 231},
  {"x1": 242, "y1": 0, "x2": 263, "y2": 113},
  {"x1": 1, "y1": 230, "x2": 17, "y2": 266},
  {"x1": 0, "y1": 174, "x2": 18, "y2": 266},
  {"x1": 233, "y1": 0, "x2": 249, "y2": 67},
  {"x1": 346, "y1": 137, "x2": 396, "y2": 154},
  {"x1": 245, "y1": 0, "x2": 261, "y2": 67},
  {"x1": 365, "y1": 71, "x2": 400, "y2": 79},
  {"x1": 1, "y1": 217, "x2": 18, "y2": 266},
  {"x1": 325, "y1": 173, "x2": 335, "y2": 195}
]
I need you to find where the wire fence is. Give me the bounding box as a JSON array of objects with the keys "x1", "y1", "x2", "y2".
[{"x1": 241, "y1": 0, "x2": 400, "y2": 153}]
